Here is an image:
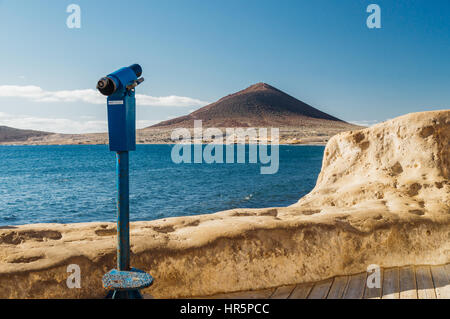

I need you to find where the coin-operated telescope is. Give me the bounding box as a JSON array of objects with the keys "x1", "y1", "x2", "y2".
[
  {"x1": 96, "y1": 64, "x2": 153, "y2": 299},
  {"x1": 97, "y1": 64, "x2": 144, "y2": 151}
]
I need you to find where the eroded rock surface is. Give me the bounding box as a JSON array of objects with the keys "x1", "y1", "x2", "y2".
[{"x1": 0, "y1": 110, "x2": 448, "y2": 298}]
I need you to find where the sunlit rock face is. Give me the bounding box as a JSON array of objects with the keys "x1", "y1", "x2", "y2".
[{"x1": 295, "y1": 109, "x2": 450, "y2": 217}]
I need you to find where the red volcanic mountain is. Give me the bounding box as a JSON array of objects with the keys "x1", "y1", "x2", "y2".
[{"x1": 150, "y1": 83, "x2": 354, "y2": 129}]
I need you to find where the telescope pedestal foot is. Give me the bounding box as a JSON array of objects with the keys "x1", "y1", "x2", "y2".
[
  {"x1": 105, "y1": 289, "x2": 143, "y2": 299},
  {"x1": 102, "y1": 268, "x2": 153, "y2": 300}
]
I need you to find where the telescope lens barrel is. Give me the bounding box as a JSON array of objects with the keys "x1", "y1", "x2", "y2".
[
  {"x1": 96, "y1": 64, "x2": 142, "y2": 96},
  {"x1": 97, "y1": 77, "x2": 117, "y2": 96},
  {"x1": 129, "y1": 64, "x2": 142, "y2": 77}
]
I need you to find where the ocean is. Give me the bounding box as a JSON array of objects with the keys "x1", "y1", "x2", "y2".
[{"x1": 0, "y1": 144, "x2": 324, "y2": 226}]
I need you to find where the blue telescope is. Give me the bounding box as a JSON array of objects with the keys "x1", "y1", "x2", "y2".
[
  {"x1": 97, "y1": 64, "x2": 144, "y2": 151},
  {"x1": 97, "y1": 64, "x2": 153, "y2": 299}
]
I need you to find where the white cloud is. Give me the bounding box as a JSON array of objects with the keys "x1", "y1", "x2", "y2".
[
  {"x1": 349, "y1": 120, "x2": 379, "y2": 127},
  {"x1": 0, "y1": 112, "x2": 158, "y2": 134},
  {"x1": 0, "y1": 85, "x2": 209, "y2": 107},
  {"x1": 136, "y1": 94, "x2": 208, "y2": 107}
]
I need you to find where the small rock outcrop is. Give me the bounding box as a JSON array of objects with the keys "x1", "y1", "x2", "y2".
[{"x1": 295, "y1": 110, "x2": 449, "y2": 218}]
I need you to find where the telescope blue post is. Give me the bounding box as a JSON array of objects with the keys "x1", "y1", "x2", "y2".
[
  {"x1": 116, "y1": 151, "x2": 130, "y2": 271},
  {"x1": 103, "y1": 149, "x2": 152, "y2": 299},
  {"x1": 98, "y1": 64, "x2": 153, "y2": 299}
]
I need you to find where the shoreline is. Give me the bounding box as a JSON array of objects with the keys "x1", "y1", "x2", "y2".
[
  {"x1": 0, "y1": 124, "x2": 360, "y2": 147},
  {"x1": 0, "y1": 142, "x2": 327, "y2": 147}
]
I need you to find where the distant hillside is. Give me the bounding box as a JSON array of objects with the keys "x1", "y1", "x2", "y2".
[
  {"x1": 0, "y1": 126, "x2": 51, "y2": 142},
  {"x1": 0, "y1": 83, "x2": 363, "y2": 146},
  {"x1": 150, "y1": 83, "x2": 355, "y2": 129}
]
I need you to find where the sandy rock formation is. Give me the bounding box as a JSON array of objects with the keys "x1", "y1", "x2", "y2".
[
  {"x1": 0, "y1": 110, "x2": 448, "y2": 298},
  {"x1": 294, "y1": 110, "x2": 449, "y2": 216}
]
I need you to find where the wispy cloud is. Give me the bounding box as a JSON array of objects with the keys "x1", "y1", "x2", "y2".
[
  {"x1": 0, "y1": 85, "x2": 209, "y2": 107},
  {"x1": 348, "y1": 120, "x2": 380, "y2": 127},
  {"x1": 0, "y1": 112, "x2": 158, "y2": 134}
]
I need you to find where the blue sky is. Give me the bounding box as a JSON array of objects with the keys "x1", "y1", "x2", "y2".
[{"x1": 0, "y1": 0, "x2": 449, "y2": 133}]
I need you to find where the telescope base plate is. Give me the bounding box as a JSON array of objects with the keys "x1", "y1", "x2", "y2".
[{"x1": 103, "y1": 268, "x2": 153, "y2": 299}]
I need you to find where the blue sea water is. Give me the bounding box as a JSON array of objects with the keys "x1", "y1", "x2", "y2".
[{"x1": 0, "y1": 145, "x2": 324, "y2": 226}]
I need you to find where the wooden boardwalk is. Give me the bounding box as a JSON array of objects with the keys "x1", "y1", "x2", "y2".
[{"x1": 199, "y1": 264, "x2": 450, "y2": 299}]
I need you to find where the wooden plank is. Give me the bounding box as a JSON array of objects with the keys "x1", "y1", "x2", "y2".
[
  {"x1": 399, "y1": 266, "x2": 417, "y2": 299},
  {"x1": 445, "y1": 264, "x2": 450, "y2": 275},
  {"x1": 364, "y1": 268, "x2": 383, "y2": 299},
  {"x1": 416, "y1": 266, "x2": 436, "y2": 299},
  {"x1": 201, "y1": 288, "x2": 275, "y2": 299},
  {"x1": 269, "y1": 285, "x2": 296, "y2": 299},
  {"x1": 288, "y1": 282, "x2": 314, "y2": 299},
  {"x1": 342, "y1": 273, "x2": 366, "y2": 299},
  {"x1": 190, "y1": 263, "x2": 449, "y2": 300},
  {"x1": 382, "y1": 268, "x2": 400, "y2": 299},
  {"x1": 307, "y1": 279, "x2": 333, "y2": 299},
  {"x1": 430, "y1": 265, "x2": 450, "y2": 299},
  {"x1": 327, "y1": 276, "x2": 348, "y2": 299}
]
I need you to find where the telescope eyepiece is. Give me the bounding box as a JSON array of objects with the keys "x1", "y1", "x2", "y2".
[
  {"x1": 96, "y1": 64, "x2": 143, "y2": 96},
  {"x1": 97, "y1": 77, "x2": 116, "y2": 96}
]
